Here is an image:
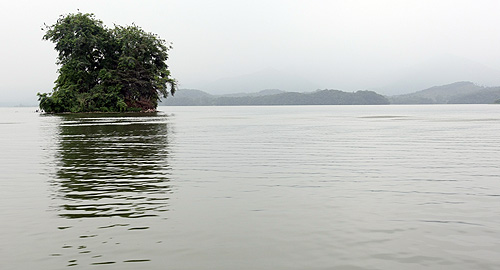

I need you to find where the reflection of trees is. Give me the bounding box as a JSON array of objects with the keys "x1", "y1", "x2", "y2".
[{"x1": 54, "y1": 113, "x2": 172, "y2": 219}]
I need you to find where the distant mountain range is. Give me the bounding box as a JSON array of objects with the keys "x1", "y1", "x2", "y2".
[
  {"x1": 184, "y1": 55, "x2": 500, "y2": 96},
  {"x1": 389, "y1": 81, "x2": 500, "y2": 104},
  {"x1": 161, "y1": 81, "x2": 500, "y2": 106},
  {"x1": 162, "y1": 89, "x2": 389, "y2": 106},
  {"x1": 375, "y1": 55, "x2": 500, "y2": 95},
  {"x1": 197, "y1": 68, "x2": 320, "y2": 95}
]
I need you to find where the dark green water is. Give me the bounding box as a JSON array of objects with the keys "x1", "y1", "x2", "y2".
[{"x1": 1, "y1": 105, "x2": 500, "y2": 269}]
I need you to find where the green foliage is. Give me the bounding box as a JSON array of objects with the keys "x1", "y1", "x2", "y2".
[{"x1": 38, "y1": 13, "x2": 176, "y2": 113}]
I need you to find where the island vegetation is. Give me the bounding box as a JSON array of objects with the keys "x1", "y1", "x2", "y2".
[{"x1": 38, "y1": 13, "x2": 176, "y2": 113}]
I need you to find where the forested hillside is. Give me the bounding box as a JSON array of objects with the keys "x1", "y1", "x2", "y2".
[{"x1": 161, "y1": 89, "x2": 389, "y2": 106}]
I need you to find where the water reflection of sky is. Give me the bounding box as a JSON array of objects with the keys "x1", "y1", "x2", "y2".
[{"x1": 50, "y1": 112, "x2": 172, "y2": 267}]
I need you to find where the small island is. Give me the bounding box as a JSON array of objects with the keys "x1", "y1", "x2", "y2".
[{"x1": 38, "y1": 13, "x2": 176, "y2": 113}]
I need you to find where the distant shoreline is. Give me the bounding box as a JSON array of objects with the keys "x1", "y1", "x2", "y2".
[
  {"x1": 5, "y1": 81, "x2": 500, "y2": 108},
  {"x1": 161, "y1": 81, "x2": 500, "y2": 106}
]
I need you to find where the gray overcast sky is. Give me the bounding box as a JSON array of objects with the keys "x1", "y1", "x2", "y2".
[{"x1": 2, "y1": 0, "x2": 500, "y2": 105}]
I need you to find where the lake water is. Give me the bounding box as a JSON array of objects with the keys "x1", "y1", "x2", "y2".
[{"x1": 1, "y1": 105, "x2": 500, "y2": 269}]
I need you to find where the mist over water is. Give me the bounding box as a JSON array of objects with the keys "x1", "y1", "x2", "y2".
[{"x1": 1, "y1": 105, "x2": 500, "y2": 269}]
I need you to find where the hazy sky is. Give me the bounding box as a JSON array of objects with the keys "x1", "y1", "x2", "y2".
[{"x1": 2, "y1": 0, "x2": 500, "y2": 105}]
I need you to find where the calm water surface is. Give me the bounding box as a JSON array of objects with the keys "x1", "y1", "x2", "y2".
[{"x1": 1, "y1": 105, "x2": 500, "y2": 269}]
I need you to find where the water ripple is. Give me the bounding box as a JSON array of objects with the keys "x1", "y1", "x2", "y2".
[{"x1": 48, "y1": 112, "x2": 172, "y2": 268}]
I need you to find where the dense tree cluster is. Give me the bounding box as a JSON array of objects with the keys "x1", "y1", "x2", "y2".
[{"x1": 38, "y1": 13, "x2": 176, "y2": 113}]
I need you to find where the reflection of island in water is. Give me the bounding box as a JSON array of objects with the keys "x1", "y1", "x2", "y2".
[{"x1": 54, "y1": 112, "x2": 172, "y2": 219}]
